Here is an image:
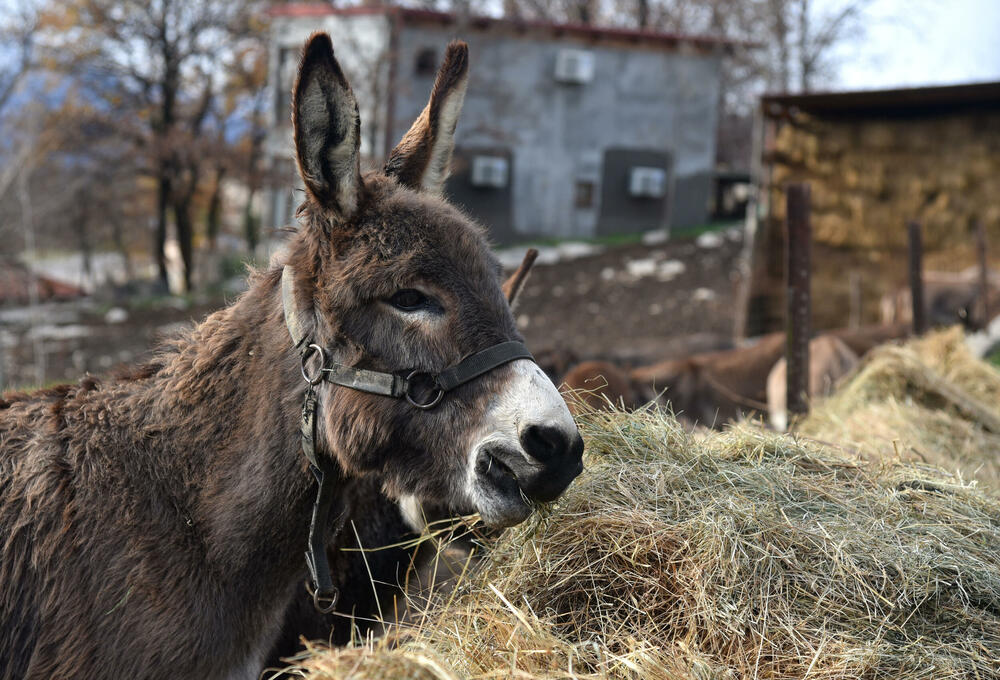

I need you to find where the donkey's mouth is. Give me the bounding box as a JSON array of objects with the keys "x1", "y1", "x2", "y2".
[
  {"x1": 479, "y1": 449, "x2": 519, "y2": 491},
  {"x1": 471, "y1": 445, "x2": 533, "y2": 528}
]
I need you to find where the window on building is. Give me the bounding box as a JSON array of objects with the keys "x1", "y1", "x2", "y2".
[
  {"x1": 471, "y1": 156, "x2": 509, "y2": 188},
  {"x1": 575, "y1": 180, "x2": 595, "y2": 208},
  {"x1": 415, "y1": 48, "x2": 437, "y2": 76},
  {"x1": 275, "y1": 47, "x2": 295, "y2": 121}
]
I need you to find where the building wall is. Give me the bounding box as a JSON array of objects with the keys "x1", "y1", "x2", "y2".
[
  {"x1": 264, "y1": 16, "x2": 722, "y2": 242},
  {"x1": 392, "y1": 25, "x2": 722, "y2": 241}
]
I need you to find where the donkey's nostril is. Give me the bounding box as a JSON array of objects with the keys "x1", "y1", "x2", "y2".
[{"x1": 520, "y1": 424, "x2": 569, "y2": 464}]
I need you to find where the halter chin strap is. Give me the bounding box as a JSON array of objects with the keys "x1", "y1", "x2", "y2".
[{"x1": 281, "y1": 265, "x2": 534, "y2": 610}]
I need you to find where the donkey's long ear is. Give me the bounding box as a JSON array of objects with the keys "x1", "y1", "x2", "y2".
[
  {"x1": 384, "y1": 41, "x2": 469, "y2": 195},
  {"x1": 502, "y1": 248, "x2": 539, "y2": 306},
  {"x1": 293, "y1": 33, "x2": 361, "y2": 218}
]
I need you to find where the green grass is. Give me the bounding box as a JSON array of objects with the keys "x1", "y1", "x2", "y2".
[{"x1": 2, "y1": 378, "x2": 71, "y2": 394}]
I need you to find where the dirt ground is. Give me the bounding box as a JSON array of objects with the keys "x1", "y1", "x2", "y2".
[
  {"x1": 0, "y1": 227, "x2": 745, "y2": 390},
  {"x1": 511, "y1": 228, "x2": 745, "y2": 369}
]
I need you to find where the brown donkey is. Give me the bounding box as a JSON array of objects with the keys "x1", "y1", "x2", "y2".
[
  {"x1": 0, "y1": 35, "x2": 582, "y2": 680},
  {"x1": 265, "y1": 249, "x2": 543, "y2": 666}
]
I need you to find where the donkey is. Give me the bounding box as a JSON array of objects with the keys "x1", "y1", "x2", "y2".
[
  {"x1": 265, "y1": 250, "x2": 542, "y2": 668},
  {"x1": 561, "y1": 360, "x2": 639, "y2": 414},
  {"x1": 0, "y1": 34, "x2": 582, "y2": 680},
  {"x1": 766, "y1": 334, "x2": 859, "y2": 432}
]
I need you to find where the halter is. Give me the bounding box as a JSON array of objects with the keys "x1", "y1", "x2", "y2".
[
  {"x1": 298, "y1": 340, "x2": 534, "y2": 409},
  {"x1": 281, "y1": 266, "x2": 534, "y2": 611}
]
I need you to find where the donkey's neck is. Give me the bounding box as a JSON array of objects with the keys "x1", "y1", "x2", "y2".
[
  {"x1": 124, "y1": 270, "x2": 348, "y2": 627},
  {"x1": 26, "y1": 268, "x2": 360, "y2": 678}
]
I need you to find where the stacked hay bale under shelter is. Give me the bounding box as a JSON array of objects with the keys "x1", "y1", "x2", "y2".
[
  {"x1": 741, "y1": 81, "x2": 1000, "y2": 335},
  {"x1": 272, "y1": 393, "x2": 1000, "y2": 679},
  {"x1": 802, "y1": 327, "x2": 1000, "y2": 491},
  {"x1": 768, "y1": 114, "x2": 1000, "y2": 252}
]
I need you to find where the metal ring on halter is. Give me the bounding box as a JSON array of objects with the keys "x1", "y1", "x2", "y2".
[
  {"x1": 306, "y1": 581, "x2": 339, "y2": 614},
  {"x1": 300, "y1": 344, "x2": 327, "y2": 385},
  {"x1": 404, "y1": 370, "x2": 445, "y2": 410}
]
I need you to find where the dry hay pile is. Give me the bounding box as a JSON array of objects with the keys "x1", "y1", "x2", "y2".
[
  {"x1": 280, "y1": 405, "x2": 1000, "y2": 680},
  {"x1": 766, "y1": 112, "x2": 1000, "y2": 251},
  {"x1": 802, "y1": 327, "x2": 1000, "y2": 490}
]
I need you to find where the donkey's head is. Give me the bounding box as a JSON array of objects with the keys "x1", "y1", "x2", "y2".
[{"x1": 282, "y1": 34, "x2": 582, "y2": 528}]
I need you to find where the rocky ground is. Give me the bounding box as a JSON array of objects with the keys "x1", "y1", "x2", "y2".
[{"x1": 508, "y1": 227, "x2": 745, "y2": 368}]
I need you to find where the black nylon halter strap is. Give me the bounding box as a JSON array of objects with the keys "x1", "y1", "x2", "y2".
[
  {"x1": 318, "y1": 340, "x2": 533, "y2": 409},
  {"x1": 283, "y1": 266, "x2": 348, "y2": 613},
  {"x1": 321, "y1": 363, "x2": 406, "y2": 398},
  {"x1": 283, "y1": 265, "x2": 533, "y2": 405},
  {"x1": 435, "y1": 341, "x2": 534, "y2": 392}
]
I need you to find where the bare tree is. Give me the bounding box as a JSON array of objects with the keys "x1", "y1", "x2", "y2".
[
  {"x1": 40, "y1": 0, "x2": 258, "y2": 291},
  {"x1": 0, "y1": 3, "x2": 38, "y2": 116}
]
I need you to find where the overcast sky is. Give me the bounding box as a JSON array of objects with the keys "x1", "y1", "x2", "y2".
[{"x1": 830, "y1": 0, "x2": 1000, "y2": 90}]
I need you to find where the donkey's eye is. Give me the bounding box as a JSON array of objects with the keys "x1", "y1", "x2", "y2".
[{"x1": 389, "y1": 289, "x2": 432, "y2": 312}]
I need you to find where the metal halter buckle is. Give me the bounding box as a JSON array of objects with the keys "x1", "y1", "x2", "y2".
[
  {"x1": 306, "y1": 581, "x2": 339, "y2": 614},
  {"x1": 404, "y1": 370, "x2": 445, "y2": 410},
  {"x1": 300, "y1": 344, "x2": 327, "y2": 385}
]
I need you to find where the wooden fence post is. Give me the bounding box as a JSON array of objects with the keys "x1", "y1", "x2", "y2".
[
  {"x1": 976, "y1": 219, "x2": 989, "y2": 328},
  {"x1": 908, "y1": 221, "x2": 926, "y2": 336},
  {"x1": 786, "y1": 183, "x2": 811, "y2": 419},
  {"x1": 849, "y1": 271, "x2": 862, "y2": 330}
]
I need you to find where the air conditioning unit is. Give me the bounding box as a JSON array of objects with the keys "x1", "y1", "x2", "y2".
[
  {"x1": 554, "y1": 49, "x2": 595, "y2": 84},
  {"x1": 628, "y1": 167, "x2": 667, "y2": 198},
  {"x1": 471, "y1": 156, "x2": 509, "y2": 188}
]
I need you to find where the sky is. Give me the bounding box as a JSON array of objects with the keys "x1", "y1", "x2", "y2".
[{"x1": 830, "y1": 0, "x2": 1000, "y2": 91}]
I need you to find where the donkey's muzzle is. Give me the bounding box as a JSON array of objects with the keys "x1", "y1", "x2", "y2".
[
  {"x1": 480, "y1": 424, "x2": 584, "y2": 506},
  {"x1": 469, "y1": 358, "x2": 584, "y2": 527},
  {"x1": 517, "y1": 424, "x2": 585, "y2": 501}
]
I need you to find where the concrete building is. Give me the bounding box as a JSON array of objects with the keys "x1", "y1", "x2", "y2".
[{"x1": 265, "y1": 5, "x2": 732, "y2": 243}]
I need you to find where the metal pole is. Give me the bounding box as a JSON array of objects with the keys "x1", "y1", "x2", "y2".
[
  {"x1": 908, "y1": 220, "x2": 926, "y2": 336},
  {"x1": 785, "y1": 183, "x2": 811, "y2": 419},
  {"x1": 976, "y1": 219, "x2": 990, "y2": 329},
  {"x1": 18, "y1": 169, "x2": 46, "y2": 387},
  {"x1": 849, "y1": 270, "x2": 861, "y2": 330}
]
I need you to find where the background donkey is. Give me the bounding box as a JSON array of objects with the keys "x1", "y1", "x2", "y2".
[{"x1": 0, "y1": 35, "x2": 581, "y2": 680}]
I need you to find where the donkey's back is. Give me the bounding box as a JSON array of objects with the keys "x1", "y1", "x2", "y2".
[{"x1": 0, "y1": 378, "x2": 292, "y2": 680}]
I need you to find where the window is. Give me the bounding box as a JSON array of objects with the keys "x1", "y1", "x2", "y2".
[
  {"x1": 471, "y1": 156, "x2": 509, "y2": 188},
  {"x1": 275, "y1": 47, "x2": 295, "y2": 121},
  {"x1": 575, "y1": 181, "x2": 595, "y2": 208},
  {"x1": 415, "y1": 48, "x2": 437, "y2": 76}
]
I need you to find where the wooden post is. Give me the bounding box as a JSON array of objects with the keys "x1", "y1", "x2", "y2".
[
  {"x1": 976, "y1": 219, "x2": 990, "y2": 328},
  {"x1": 908, "y1": 221, "x2": 926, "y2": 336},
  {"x1": 785, "y1": 183, "x2": 811, "y2": 419},
  {"x1": 849, "y1": 271, "x2": 862, "y2": 330}
]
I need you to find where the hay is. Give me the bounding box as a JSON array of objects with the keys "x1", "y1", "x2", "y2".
[
  {"x1": 802, "y1": 327, "x2": 1000, "y2": 490},
  {"x1": 287, "y1": 404, "x2": 1000, "y2": 679}
]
